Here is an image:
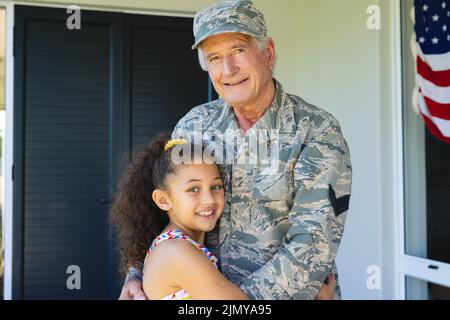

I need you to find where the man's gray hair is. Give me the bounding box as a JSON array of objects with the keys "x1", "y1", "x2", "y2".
[{"x1": 197, "y1": 35, "x2": 274, "y2": 72}]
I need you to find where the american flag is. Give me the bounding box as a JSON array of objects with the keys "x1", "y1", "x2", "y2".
[{"x1": 413, "y1": 0, "x2": 450, "y2": 143}]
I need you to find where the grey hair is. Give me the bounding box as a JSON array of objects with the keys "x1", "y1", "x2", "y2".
[{"x1": 197, "y1": 35, "x2": 274, "y2": 72}]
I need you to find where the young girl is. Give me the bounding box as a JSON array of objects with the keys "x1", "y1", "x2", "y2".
[
  {"x1": 111, "y1": 131, "x2": 247, "y2": 300},
  {"x1": 112, "y1": 132, "x2": 335, "y2": 300}
]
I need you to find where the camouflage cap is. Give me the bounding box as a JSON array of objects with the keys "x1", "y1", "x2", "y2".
[{"x1": 192, "y1": 0, "x2": 267, "y2": 50}]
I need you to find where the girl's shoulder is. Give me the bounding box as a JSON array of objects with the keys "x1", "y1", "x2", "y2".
[
  {"x1": 145, "y1": 237, "x2": 203, "y2": 272},
  {"x1": 143, "y1": 239, "x2": 192, "y2": 299},
  {"x1": 145, "y1": 229, "x2": 218, "y2": 279},
  {"x1": 151, "y1": 238, "x2": 202, "y2": 262}
]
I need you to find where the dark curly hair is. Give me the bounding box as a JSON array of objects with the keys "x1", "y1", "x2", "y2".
[{"x1": 110, "y1": 131, "x2": 191, "y2": 276}]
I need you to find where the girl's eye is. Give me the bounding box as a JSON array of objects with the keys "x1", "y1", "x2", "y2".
[
  {"x1": 212, "y1": 185, "x2": 224, "y2": 191},
  {"x1": 187, "y1": 187, "x2": 200, "y2": 193}
]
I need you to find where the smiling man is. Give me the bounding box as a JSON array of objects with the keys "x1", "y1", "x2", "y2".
[
  {"x1": 120, "y1": 0, "x2": 352, "y2": 300},
  {"x1": 201, "y1": 32, "x2": 276, "y2": 133}
]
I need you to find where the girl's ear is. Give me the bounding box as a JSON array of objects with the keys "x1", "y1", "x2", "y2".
[{"x1": 152, "y1": 189, "x2": 171, "y2": 211}]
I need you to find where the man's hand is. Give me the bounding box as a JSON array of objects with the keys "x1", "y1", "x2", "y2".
[
  {"x1": 119, "y1": 278, "x2": 147, "y2": 300},
  {"x1": 315, "y1": 274, "x2": 337, "y2": 300}
]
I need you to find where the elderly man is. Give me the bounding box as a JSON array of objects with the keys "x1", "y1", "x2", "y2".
[{"x1": 121, "y1": 0, "x2": 352, "y2": 300}]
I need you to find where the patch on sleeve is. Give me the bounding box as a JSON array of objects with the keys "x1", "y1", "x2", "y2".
[{"x1": 328, "y1": 184, "x2": 350, "y2": 217}]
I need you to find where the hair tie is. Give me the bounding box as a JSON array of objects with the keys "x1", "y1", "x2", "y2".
[{"x1": 164, "y1": 139, "x2": 188, "y2": 152}]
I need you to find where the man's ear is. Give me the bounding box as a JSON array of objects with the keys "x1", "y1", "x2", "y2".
[
  {"x1": 152, "y1": 189, "x2": 171, "y2": 211},
  {"x1": 266, "y1": 38, "x2": 276, "y2": 71}
]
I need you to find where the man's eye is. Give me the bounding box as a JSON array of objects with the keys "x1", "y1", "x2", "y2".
[
  {"x1": 208, "y1": 56, "x2": 219, "y2": 63},
  {"x1": 212, "y1": 185, "x2": 223, "y2": 191},
  {"x1": 234, "y1": 48, "x2": 245, "y2": 54},
  {"x1": 187, "y1": 187, "x2": 200, "y2": 193}
]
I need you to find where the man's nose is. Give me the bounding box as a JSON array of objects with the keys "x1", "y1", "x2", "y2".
[{"x1": 222, "y1": 55, "x2": 238, "y2": 76}]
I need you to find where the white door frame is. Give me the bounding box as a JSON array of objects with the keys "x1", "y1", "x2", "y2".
[{"x1": 1, "y1": 0, "x2": 15, "y2": 301}]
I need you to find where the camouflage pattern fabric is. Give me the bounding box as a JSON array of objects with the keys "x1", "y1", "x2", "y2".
[
  {"x1": 192, "y1": 0, "x2": 267, "y2": 49},
  {"x1": 172, "y1": 79, "x2": 352, "y2": 300}
]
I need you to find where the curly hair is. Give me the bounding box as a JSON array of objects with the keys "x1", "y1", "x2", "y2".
[{"x1": 110, "y1": 131, "x2": 179, "y2": 276}]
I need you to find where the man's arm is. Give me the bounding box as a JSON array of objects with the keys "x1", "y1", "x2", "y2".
[
  {"x1": 240, "y1": 116, "x2": 352, "y2": 300},
  {"x1": 119, "y1": 266, "x2": 147, "y2": 300},
  {"x1": 205, "y1": 222, "x2": 220, "y2": 259}
]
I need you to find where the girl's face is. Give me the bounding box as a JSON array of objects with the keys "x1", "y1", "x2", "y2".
[{"x1": 153, "y1": 163, "x2": 225, "y2": 238}]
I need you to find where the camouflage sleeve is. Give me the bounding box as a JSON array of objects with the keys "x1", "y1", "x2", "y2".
[
  {"x1": 240, "y1": 116, "x2": 352, "y2": 300},
  {"x1": 172, "y1": 118, "x2": 193, "y2": 141},
  {"x1": 204, "y1": 222, "x2": 220, "y2": 260}
]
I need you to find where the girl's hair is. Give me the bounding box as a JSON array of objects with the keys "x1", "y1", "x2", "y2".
[{"x1": 111, "y1": 131, "x2": 195, "y2": 276}]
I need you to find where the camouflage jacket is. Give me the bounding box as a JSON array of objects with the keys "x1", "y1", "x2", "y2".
[{"x1": 172, "y1": 79, "x2": 352, "y2": 300}]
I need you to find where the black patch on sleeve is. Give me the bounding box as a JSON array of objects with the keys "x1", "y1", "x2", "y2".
[{"x1": 328, "y1": 185, "x2": 350, "y2": 217}]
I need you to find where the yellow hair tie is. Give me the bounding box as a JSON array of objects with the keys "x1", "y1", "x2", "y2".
[{"x1": 164, "y1": 139, "x2": 188, "y2": 152}]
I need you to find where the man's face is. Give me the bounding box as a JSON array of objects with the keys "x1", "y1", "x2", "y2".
[{"x1": 200, "y1": 33, "x2": 275, "y2": 110}]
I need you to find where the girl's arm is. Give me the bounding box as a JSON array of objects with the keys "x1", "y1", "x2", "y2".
[{"x1": 162, "y1": 239, "x2": 248, "y2": 300}]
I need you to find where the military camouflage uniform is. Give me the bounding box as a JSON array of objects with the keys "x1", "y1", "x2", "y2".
[{"x1": 172, "y1": 79, "x2": 352, "y2": 300}]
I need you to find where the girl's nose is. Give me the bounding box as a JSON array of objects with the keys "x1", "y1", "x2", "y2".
[{"x1": 201, "y1": 190, "x2": 216, "y2": 205}]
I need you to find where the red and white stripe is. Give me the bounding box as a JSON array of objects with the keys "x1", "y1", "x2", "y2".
[{"x1": 413, "y1": 38, "x2": 450, "y2": 144}]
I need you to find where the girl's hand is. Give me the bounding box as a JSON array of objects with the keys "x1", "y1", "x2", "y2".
[{"x1": 315, "y1": 273, "x2": 336, "y2": 300}]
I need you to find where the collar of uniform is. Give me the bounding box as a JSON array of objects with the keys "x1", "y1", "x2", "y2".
[
  {"x1": 252, "y1": 78, "x2": 287, "y2": 133},
  {"x1": 234, "y1": 79, "x2": 289, "y2": 161}
]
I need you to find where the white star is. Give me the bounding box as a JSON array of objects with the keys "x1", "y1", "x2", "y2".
[
  {"x1": 432, "y1": 15, "x2": 440, "y2": 22},
  {"x1": 432, "y1": 37, "x2": 439, "y2": 44},
  {"x1": 443, "y1": 24, "x2": 448, "y2": 32},
  {"x1": 448, "y1": 34, "x2": 450, "y2": 41},
  {"x1": 423, "y1": 4, "x2": 429, "y2": 11},
  {"x1": 426, "y1": 27, "x2": 429, "y2": 32},
  {"x1": 419, "y1": 37, "x2": 426, "y2": 43},
  {"x1": 443, "y1": 2, "x2": 447, "y2": 9}
]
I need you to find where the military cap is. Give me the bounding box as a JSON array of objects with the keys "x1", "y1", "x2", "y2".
[{"x1": 192, "y1": 0, "x2": 268, "y2": 49}]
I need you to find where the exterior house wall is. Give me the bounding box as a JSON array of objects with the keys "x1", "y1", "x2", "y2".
[{"x1": 294, "y1": 0, "x2": 401, "y2": 300}]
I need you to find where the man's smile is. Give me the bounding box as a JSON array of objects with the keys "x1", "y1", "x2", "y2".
[{"x1": 224, "y1": 78, "x2": 249, "y2": 86}]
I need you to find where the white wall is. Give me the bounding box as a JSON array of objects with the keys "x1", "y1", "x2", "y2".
[
  {"x1": 293, "y1": 0, "x2": 400, "y2": 299},
  {"x1": 5, "y1": 0, "x2": 400, "y2": 300}
]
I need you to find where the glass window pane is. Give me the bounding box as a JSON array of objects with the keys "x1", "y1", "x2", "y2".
[{"x1": 406, "y1": 276, "x2": 450, "y2": 300}]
